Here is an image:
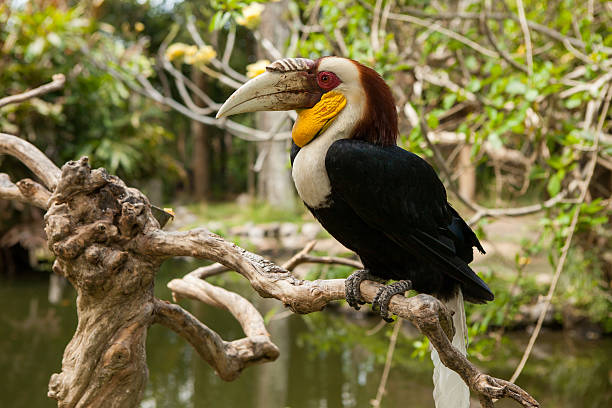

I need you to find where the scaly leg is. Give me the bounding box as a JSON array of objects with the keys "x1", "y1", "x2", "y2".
[
  {"x1": 372, "y1": 280, "x2": 413, "y2": 322},
  {"x1": 345, "y1": 269, "x2": 382, "y2": 310}
]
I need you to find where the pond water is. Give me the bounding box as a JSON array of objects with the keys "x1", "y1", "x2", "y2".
[{"x1": 1, "y1": 259, "x2": 610, "y2": 408}]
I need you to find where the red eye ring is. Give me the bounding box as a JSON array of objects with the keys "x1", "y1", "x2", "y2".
[{"x1": 317, "y1": 71, "x2": 340, "y2": 90}]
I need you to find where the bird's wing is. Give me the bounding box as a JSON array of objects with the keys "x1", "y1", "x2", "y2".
[{"x1": 325, "y1": 139, "x2": 493, "y2": 301}]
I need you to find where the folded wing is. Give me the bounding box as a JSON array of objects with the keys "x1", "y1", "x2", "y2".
[{"x1": 325, "y1": 139, "x2": 493, "y2": 302}]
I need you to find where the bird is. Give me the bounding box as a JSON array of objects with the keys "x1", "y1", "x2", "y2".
[{"x1": 217, "y1": 56, "x2": 493, "y2": 408}]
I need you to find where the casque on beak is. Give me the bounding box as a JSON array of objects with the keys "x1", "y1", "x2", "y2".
[{"x1": 216, "y1": 58, "x2": 322, "y2": 118}]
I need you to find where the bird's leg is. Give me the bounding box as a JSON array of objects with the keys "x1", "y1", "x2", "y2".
[
  {"x1": 372, "y1": 280, "x2": 413, "y2": 322},
  {"x1": 345, "y1": 269, "x2": 382, "y2": 310}
]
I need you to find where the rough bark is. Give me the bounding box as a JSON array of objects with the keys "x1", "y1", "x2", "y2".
[{"x1": 36, "y1": 157, "x2": 278, "y2": 407}]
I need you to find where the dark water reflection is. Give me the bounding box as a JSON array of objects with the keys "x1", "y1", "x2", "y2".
[{"x1": 1, "y1": 259, "x2": 610, "y2": 408}]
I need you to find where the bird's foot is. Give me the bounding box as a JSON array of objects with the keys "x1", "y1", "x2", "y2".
[
  {"x1": 345, "y1": 269, "x2": 378, "y2": 310},
  {"x1": 372, "y1": 280, "x2": 413, "y2": 322}
]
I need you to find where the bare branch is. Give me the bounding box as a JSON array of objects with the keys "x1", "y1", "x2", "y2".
[
  {"x1": 334, "y1": 28, "x2": 350, "y2": 57},
  {"x1": 509, "y1": 83, "x2": 612, "y2": 385},
  {"x1": 515, "y1": 0, "x2": 533, "y2": 75},
  {"x1": 413, "y1": 108, "x2": 480, "y2": 212},
  {"x1": 222, "y1": 24, "x2": 237, "y2": 66},
  {"x1": 480, "y1": 2, "x2": 529, "y2": 73},
  {"x1": 388, "y1": 12, "x2": 499, "y2": 58},
  {"x1": 152, "y1": 297, "x2": 278, "y2": 381},
  {"x1": 402, "y1": 109, "x2": 567, "y2": 224},
  {"x1": 0, "y1": 173, "x2": 36, "y2": 206},
  {"x1": 371, "y1": 0, "x2": 384, "y2": 52},
  {"x1": 371, "y1": 317, "x2": 402, "y2": 407},
  {"x1": 0, "y1": 74, "x2": 66, "y2": 108},
  {"x1": 252, "y1": 31, "x2": 283, "y2": 61},
  {"x1": 284, "y1": 240, "x2": 363, "y2": 271},
  {"x1": 426, "y1": 131, "x2": 531, "y2": 167},
  {"x1": 16, "y1": 178, "x2": 51, "y2": 209},
  {"x1": 468, "y1": 191, "x2": 568, "y2": 225},
  {"x1": 183, "y1": 240, "x2": 362, "y2": 280},
  {"x1": 185, "y1": 17, "x2": 247, "y2": 84},
  {"x1": 0, "y1": 132, "x2": 61, "y2": 190},
  {"x1": 1, "y1": 131, "x2": 539, "y2": 406},
  {"x1": 397, "y1": 7, "x2": 612, "y2": 54},
  {"x1": 189, "y1": 263, "x2": 231, "y2": 279},
  {"x1": 96, "y1": 59, "x2": 291, "y2": 142}
]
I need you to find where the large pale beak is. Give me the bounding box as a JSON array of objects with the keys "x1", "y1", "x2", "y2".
[{"x1": 216, "y1": 58, "x2": 321, "y2": 118}]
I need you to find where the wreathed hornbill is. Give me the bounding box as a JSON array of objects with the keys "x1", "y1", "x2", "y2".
[{"x1": 217, "y1": 57, "x2": 493, "y2": 408}]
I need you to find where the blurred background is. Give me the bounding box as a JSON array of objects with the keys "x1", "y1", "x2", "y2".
[{"x1": 1, "y1": 0, "x2": 611, "y2": 407}]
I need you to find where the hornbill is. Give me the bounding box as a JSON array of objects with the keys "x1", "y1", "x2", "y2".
[{"x1": 217, "y1": 57, "x2": 493, "y2": 408}]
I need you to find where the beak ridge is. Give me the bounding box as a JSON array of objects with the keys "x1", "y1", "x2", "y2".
[{"x1": 216, "y1": 59, "x2": 320, "y2": 118}]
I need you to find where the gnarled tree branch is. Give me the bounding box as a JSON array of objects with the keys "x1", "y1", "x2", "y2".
[
  {"x1": 156, "y1": 228, "x2": 539, "y2": 407},
  {"x1": 0, "y1": 132, "x2": 61, "y2": 190},
  {"x1": 0, "y1": 173, "x2": 51, "y2": 209},
  {"x1": 152, "y1": 297, "x2": 278, "y2": 381}
]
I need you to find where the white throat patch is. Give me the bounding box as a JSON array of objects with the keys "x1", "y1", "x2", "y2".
[{"x1": 292, "y1": 58, "x2": 365, "y2": 208}]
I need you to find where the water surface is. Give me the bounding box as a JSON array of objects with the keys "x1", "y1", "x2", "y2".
[{"x1": 1, "y1": 260, "x2": 610, "y2": 407}]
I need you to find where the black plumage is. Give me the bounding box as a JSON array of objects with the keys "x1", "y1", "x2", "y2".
[{"x1": 291, "y1": 139, "x2": 493, "y2": 304}]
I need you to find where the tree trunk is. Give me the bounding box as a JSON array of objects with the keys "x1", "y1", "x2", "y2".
[
  {"x1": 458, "y1": 145, "x2": 476, "y2": 202},
  {"x1": 256, "y1": 1, "x2": 296, "y2": 210},
  {"x1": 45, "y1": 158, "x2": 161, "y2": 407},
  {"x1": 191, "y1": 69, "x2": 211, "y2": 202}
]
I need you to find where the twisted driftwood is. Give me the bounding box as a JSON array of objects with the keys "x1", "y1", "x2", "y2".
[{"x1": 0, "y1": 78, "x2": 539, "y2": 408}]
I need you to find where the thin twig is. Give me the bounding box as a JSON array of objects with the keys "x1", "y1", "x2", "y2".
[
  {"x1": 415, "y1": 111, "x2": 480, "y2": 212},
  {"x1": 186, "y1": 16, "x2": 247, "y2": 83},
  {"x1": 468, "y1": 192, "x2": 568, "y2": 225},
  {"x1": 396, "y1": 7, "x2": 612, "y2": 54},
  {"x1": 282, "y1": 240, "x2": 318, "y2": 270},
  {"x1": 480, "y1": 1, "x2": 529, "y2": 73},
  {"x1": 222, "y1": 24, "x2": 236, "y2": 66},
  {"x1": 509, "y1": 84, "x2": 611, "y2": 384},
  {"x1": 299, "y1": 0, "x2": 322, "y2": 44},
  {"x1": 190, "y1": 240, "x2": 362, "y2": 280},
  {"x1": 371, "y1": 318, "x2": 403, "y2": 407},
  {"x1": 388, "y1": 12, "x2": 499, "y2": 58},
  {"x1": 371, "y1": 0, "x2": 384, "y2": 52},
  {"x1": 515, "y1": 0, "x2": 533, "y2": 75},
  {"x1": 0, "y1": 74, "x2": 66, "y2": 108}
]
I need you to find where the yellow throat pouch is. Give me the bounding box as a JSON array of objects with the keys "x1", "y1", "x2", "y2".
[{"x1": 292, "y1": 91, "x2": 347, "y2": 147}]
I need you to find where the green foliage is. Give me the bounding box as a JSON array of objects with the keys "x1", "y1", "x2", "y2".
[{"x1": 0, "y1": 3, "x2": 182, "y2": 184}]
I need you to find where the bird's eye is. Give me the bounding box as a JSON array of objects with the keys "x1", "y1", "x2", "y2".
[{"x1": 317, "y1": 71, "x2": 340, "y2": 90}]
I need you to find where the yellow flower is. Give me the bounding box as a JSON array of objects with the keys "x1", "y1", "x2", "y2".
[
  {"x1": 134, "y1": 22, "x2": 145, "y2": 32},
  {"x1": 236, "y1": 2, "x2": 265, "y2": 29},
  {"x1": 185, "y1": 45, "x2": 217, "y2": 65},
  {"x1": 163, "y1": 208, "x2": 175, "y2": 218},
  {"x1": 165, "y1": 43, "x2": 191, "y2": 62},
  {"x1": 246, "y1": 59, "x2": 270, "y2": 78}
]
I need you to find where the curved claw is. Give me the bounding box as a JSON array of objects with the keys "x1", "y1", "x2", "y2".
[
  {"x1": 344, "y1": 269, "x2": 373, "y2": 310},
  {"x1": 372, "y1": 280, "x2": 413, "y2": 322}
]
